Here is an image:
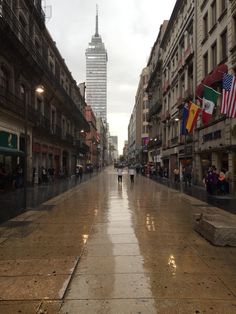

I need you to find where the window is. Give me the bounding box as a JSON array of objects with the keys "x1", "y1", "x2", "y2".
[
  {"x1": 233, "y1": 15, "x2": 236, "y2": 44},
  {"x1": 20, "y1": 84, "x2": 26, "y2": 101},
  {"x1": 203, "y1": 13, "x2": 208, "y2": 39},
  {"x1": 221, "y1": 0, "x2": 226, "y2": 13},
  {"x1": 211, "y1": 1, "x2": 217, "y2": 27},
  {"x1": 221, "y1": 30, "x2": 228, "y2": 61},
  {"x1": 0, "y1": 66, "x2": 10, "y2": 90},
  {"x1": 211, "y1": 42, "x2": 217, "y2": 69},
  {"x1": 203, "y1": 52, "x2": 208, "y2": 76}
]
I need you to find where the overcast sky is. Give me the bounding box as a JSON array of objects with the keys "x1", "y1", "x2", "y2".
[{"x1": 46, "y1": 0, "x2": 176, "y2": 154}]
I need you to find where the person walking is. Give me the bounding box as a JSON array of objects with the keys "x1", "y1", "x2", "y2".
[
  {"x1": 173, "y1": 167, "x2": 180, "y2": 183},
  {"x1": 117, "y1": 167, "x2": 123, "y2": 183},
  {"x1": 129, "y1": 167, "x2": 135, "y2": 184}
]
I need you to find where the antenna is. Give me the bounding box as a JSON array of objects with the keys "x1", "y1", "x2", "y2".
[{"x1": 95, "y1": 4, "x2": 99, "y2": 36}]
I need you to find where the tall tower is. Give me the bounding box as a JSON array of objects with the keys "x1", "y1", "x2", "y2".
[{"x1": 86, "y1": 6, "x2": 108, "y2": 122}]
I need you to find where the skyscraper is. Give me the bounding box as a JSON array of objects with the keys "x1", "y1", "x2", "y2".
[{"x1": 86, "y1": 6, "x2": 108, "y2": 122}]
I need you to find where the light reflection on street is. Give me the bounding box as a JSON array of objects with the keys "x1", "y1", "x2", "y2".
[
  {"x1": 82, "y1": 234, "x2": 89, "y2": 244},
  {"x1": 146, "y1": 214, "x2": 156, "y2": 231},
  {"x1": 168, "y1": 254, "x2": 177, "y2": 276}
]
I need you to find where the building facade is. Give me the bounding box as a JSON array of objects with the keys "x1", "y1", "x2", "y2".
[
  {"x1": 85, "y1": 106, "x2": 99, "y2": 167},
  {"x1": 194, "y1": 0, "x2": 236, "y2": 193},
  {"x1": 85, "y1": 8, "x2": 108, "y2": 122},
  {"x1": 131, "y1": 0, "x2": 236, "y2": 193},
  {"x1": 135, "y1": 67, "x2": 150, "y2": 164},
  {"x1": 0, "y1": 0, "x2": 89, "y2": 185},
  {"x1": 146, "y1": 21, "x2": 168, "y2": 167}
]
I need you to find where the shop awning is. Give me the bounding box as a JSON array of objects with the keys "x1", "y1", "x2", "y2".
[{"x1": 0, "y1": 147, "x2": 24, "y2": 156}]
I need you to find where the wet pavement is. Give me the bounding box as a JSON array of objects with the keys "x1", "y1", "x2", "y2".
[
  {"x1": 0, "y1": 167, "x2": 236, "y2": 313},
  {"x1": 0, "y1": 172, "x2": 98, "y2": 224},
  {"x1": 149, "y1": 175, "x2": 236, "y2": 214}
]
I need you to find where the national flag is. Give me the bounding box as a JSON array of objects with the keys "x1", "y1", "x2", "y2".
[
  {"x1": 180, "y1": 103, "x2": 189, "y2": 135},
  {"x1": 202, "y1": 86, "x2": 220, "y2": 124},
  {"x1": 221, "y1": 73, "x2": 236, "y2": 117},
  {"x1": 186, "y1": 102, "x2": 201, "y2": 133}
]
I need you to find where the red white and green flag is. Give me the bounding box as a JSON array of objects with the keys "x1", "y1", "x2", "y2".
[{"x1": 202, "y1": 86, "x2": 220, "y2": 124}]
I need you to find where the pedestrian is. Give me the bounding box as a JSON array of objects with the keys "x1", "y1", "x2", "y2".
[
  {"x1": 78, "y1": 165, "x2": 83, "y2": 182},
  {"x1": 173, "y1": 167, "x2": 180, "y2": 182},
  {"x1": 218, "y1": 170, "x2": 226, "y2": 194},
  {"x1": 129, "y1": 167, "x2": 135, "y2": 184},
  {"x1": 117, "y1": 167, "x2": 123, "y2": 183},
  {"x1": 185, "y1": 165, "x2": 192, "y2": 186},
  {"x1": 42, "y1": 167, "x2": 47, "y2": 184}
]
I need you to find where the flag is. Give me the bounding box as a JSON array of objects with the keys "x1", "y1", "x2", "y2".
[
  {"x1": 180, "y1": 103, "x2": 189, "y2": 135},
  {"x1": 221, "y1": 73, "x2": 236, "y2": 118},
  {"x1": 202, "y1": 86, "x2": 220, "y2": 124},
  {"x1": 186, "y1": 102, "x2": 201, "y2": 133}
]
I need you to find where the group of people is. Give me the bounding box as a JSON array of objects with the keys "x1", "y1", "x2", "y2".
[
  {"x1": 203, "y1": 166, "x2": 229, "y2": 195},
  {"x1": 117, "y1": 166, "x2": 136, "y2": 184},
  {"x1": 0, "y1": 163, "x2": 23, "y2": 191}
]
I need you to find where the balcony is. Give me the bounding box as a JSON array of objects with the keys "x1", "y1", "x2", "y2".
[
  {"x1": 184, "y1": 43, "x2": 194, "y2": 62},
  {"x1": 0, "y1": 85, "x2": 38, "y2": 121},
  {"x1": 161, "y1": 110, "x2": 170, "y2": 123},
  {"x1": 147, "y1": 100, "x2": 162, "y2": 121},
  {"x1": 75, "y1": 140, "x2": 89, "y2": 154},
  {"x1": 162, "y1": 80, "x2": 170, "y2": 93},
  {"x1": 171, "y1": 136, "x2": 179, "y2": 145}
]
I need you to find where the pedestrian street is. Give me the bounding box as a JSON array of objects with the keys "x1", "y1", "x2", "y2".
[{"x1": 0, "y1": 167, "x2": 236, "y2": 313}]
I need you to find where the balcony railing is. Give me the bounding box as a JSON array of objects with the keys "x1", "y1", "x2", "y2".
[{"x1": 171, "y1": 136, "x2": 179, "y2": 145}]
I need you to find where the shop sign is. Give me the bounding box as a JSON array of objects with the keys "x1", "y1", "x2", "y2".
[
  {"x1": 203, "y1": 130, "x2": 221, "y2": 142},
  {"x1": 0, "y1": 131, "x2": 17, "y2": 149}
]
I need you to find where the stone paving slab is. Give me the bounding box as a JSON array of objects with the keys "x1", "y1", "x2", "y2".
[
  {"x1": 0, "y1": 274, "x2": 70, "y2": 300},
  {"x1": 0, "y1": 301, "x2": 40, "y2": 314},
  {"x1": 75, "y1": 255, "x2": 211, "y2": 275},
  {"x1": 60, "y1": 299, "x2": 236, "y2": 314},
  {"x1": 65, "y1": 273, "x2": 235, "y2": 300},
  {"x1": 0, "y1": 257, "x2": 77, "y2": 276}
]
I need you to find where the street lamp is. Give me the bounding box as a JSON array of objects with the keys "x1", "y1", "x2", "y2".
[{"x1": 23, "y1": 84, "x2": 44, "y2": 209}]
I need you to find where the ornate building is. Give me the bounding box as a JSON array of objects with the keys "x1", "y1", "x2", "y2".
[{"x1": 0, "y1": 0, "x2": 89, "y2": 184}]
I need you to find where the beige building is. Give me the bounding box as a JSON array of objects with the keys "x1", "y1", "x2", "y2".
[
  {"x1": 160, "y1": 0, "x2": 195, "y2": 179},
  {"x1": 146, "y1": 21, "x2": 168, "y2": 166}
]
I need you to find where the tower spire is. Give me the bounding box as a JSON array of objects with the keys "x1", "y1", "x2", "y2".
[{"x1": 95, "y1": 4, "x2": 99, "y2": 37}]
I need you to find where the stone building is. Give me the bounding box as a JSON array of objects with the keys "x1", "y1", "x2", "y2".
[
  {"x1": 128, "y1": 111, "x2": 136, "y2": 163},
  {"x1": 160, "y1": 0, "x2": 195, "y2": 180},
  {"x1": 194, "y1": 0, "x2": 236, "y2": 192},
  {"x1": 135, "y1": 67, "x2": 150, "y2": 164},
  {"x1": 85, "y1": 106, "x2": 99, "y2": 167},
  {"x1": 146, "y1": 21, "x2": 168, "y2": 167},
  {"x1": 0, "y1": 0, "x2": 89, "y2": 184}
]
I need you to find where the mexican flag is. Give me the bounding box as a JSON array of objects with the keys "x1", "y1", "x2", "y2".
[{"x1": 202, "y1": 86, "x2": 220, "y2": 124}]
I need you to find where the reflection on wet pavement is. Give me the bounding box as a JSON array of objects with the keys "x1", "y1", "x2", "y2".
[
  {"x1": 62, "y1": 168, "x2": 236, "y2": 313},
  {"x1": 0, "y1": 167, "x2": 236, "y2": 313}
]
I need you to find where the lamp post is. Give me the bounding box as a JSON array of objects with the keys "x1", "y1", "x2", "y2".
[{"x1": 23, "y1": 85, "x2": 44, "y2": 209}]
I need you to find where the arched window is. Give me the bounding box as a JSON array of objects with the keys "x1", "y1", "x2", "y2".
[{"x1": 20, "y1": 84, "x2": 26, "y2": 101}]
